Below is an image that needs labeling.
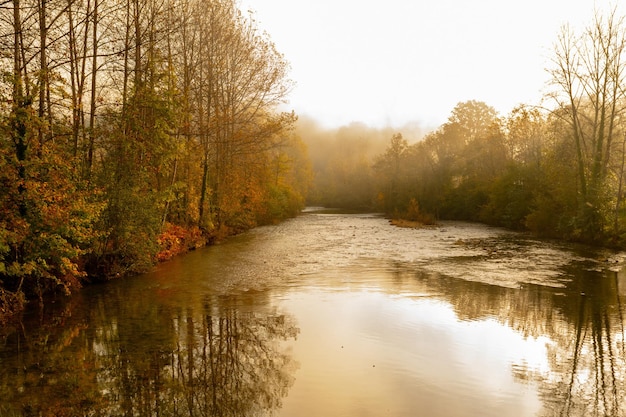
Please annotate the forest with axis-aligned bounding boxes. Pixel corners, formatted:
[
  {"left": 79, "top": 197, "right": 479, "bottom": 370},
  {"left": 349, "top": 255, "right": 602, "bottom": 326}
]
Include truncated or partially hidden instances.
[
  {"left": 0, "top": 0, "right": 310, "bottom": 319},
  {"left": 2, "top": 1, "right": 626, "bottom": 322}
]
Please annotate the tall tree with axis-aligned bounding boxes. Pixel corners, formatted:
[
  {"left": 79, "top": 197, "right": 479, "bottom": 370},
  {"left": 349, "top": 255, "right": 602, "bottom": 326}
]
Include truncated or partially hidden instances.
[
  {"left": 0, "top": 0, "right": 309, "bottom": 315},
  {"left": 549, "top": 9, "right": 626, "bottom": 240}
]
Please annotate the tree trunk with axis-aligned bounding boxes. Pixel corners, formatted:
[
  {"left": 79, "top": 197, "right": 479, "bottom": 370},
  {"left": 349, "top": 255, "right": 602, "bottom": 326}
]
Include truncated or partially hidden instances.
[
  {"left": 87, "top": 0, "right": 98, "bottom": 178},
  {"left": 37, "top": 0, "right": 48, "bottom": 150},
  {"left": 12, "top": 0, "right": 28, "bottom": 217}
]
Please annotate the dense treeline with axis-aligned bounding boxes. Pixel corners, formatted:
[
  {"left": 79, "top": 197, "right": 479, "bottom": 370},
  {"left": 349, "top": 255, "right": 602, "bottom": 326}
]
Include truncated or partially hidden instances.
[
  {"left": 372, "top": 101, "right": 543, "bottom": 228},
  {"left": 0, "top": 0, "right": 310, "bottom": 317},
  {"left": 309, "top": 11, "right": 626, "bottom": 247}
]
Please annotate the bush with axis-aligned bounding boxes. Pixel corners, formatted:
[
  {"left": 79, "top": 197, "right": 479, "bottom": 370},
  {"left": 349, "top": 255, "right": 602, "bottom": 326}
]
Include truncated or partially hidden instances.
[{"left": 156, "top": 223, "right": 205, "bottom": 262}]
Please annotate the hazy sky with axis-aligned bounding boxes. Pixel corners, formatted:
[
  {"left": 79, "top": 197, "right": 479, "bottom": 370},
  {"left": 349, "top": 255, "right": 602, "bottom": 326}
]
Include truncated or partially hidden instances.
[{"left": 240, "top": 0, "right": 620, "bottom": 129}]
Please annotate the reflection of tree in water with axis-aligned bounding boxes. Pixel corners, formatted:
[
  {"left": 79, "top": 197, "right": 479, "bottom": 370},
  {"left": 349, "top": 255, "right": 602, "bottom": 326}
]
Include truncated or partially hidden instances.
[
  {"left": 97, "top": 294, "right": 300, "bottom": 416},
  {"left": 0, "top": 289, "right": 299, "bottom": 416},
  {"left": 536, "top": 268, "right": 626, "bottom": 417},
  {"left": 408, "top": 265, "right": 626, "bottom": 417}
]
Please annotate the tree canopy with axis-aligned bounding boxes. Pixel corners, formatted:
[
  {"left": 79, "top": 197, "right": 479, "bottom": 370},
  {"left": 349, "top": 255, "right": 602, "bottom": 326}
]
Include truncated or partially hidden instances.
[{"left": 0, "top": 0, "right": 311, "bottom": 318}]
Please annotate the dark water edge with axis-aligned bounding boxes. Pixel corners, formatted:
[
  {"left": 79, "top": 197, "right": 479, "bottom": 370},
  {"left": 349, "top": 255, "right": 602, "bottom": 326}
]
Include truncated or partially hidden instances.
[{"left": 2, "top": 211, "right": 626, "bottom": 416}]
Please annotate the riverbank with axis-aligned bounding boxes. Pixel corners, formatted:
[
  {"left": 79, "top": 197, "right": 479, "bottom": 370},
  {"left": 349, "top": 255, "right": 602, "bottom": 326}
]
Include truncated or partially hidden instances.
[
  {"left": 3, "top": 211, "right": 625, "bottom": 416},
  {"left": 0, "top": 212, "right": 298, "bottom": 325}
]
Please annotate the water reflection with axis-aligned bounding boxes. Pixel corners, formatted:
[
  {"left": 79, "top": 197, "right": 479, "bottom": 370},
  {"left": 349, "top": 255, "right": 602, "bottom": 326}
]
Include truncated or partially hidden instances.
[
  {"left": 400, "top": 263, "right": 626, "bottom": 417},
  {"left": 2, "top": 214, "right": 626, "bottom": 416},
  {"left": 538, "top": 267, "right": 626, "bottom": 417},
  {"left": 0, "top": 285, "right": 299, "bottom": 416}
]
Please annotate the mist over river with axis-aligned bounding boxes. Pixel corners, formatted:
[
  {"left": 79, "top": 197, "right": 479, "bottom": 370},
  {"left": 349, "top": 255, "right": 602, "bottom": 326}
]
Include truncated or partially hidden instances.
[{"left": 2, "top": 209, "right": 626, "bottom": 416}]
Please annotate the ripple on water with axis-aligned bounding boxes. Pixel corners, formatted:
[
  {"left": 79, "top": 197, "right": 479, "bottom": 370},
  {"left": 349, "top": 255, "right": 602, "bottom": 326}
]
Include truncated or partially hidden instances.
[{"left": 239, "top": 213, "right": 615, "bottom": 292}]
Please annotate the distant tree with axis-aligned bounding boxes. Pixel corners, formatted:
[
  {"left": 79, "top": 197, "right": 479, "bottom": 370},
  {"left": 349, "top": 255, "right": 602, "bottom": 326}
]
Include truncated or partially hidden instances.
[
  {"left": 430, "top": 101, "right": 501, "bottom": 220},
  {"left": 475, "top": 106, "right": 549, "bottom": 230},
  {"left": 505, "top": 105, "right": 546, "bottom": 167},
  {"left": 524, "top": 115, "right": 580, "bottom": 238},
  {"left": 373, "top": 133, "right": 409, "bottom": 213},
  {"left": 447, "top": 100, "right": 499, "bottom": 144}
]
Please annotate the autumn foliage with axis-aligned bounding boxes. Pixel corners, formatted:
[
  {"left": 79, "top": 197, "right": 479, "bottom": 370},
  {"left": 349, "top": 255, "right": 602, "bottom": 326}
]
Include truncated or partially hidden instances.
[
  {"left": 156, "top": 223, "right": 205, "bottom": 262},
  {"left": 0, "top": 0, "right": 310, "bottom": 320}
]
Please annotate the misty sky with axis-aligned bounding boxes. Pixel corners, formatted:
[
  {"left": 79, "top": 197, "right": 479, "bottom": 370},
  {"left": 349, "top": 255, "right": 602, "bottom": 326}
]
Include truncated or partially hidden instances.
[{"left": 241, "top": 0, "right": 620, "bottom": 129}]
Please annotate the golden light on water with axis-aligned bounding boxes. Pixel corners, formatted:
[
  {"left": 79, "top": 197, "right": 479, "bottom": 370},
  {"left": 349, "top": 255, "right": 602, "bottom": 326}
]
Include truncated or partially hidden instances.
[{"left": 277, "top": 289, "right": 548, "bottom": 417}]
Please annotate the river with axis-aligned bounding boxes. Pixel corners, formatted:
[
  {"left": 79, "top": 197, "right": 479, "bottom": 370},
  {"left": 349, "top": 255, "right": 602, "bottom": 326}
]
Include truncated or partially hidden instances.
[{"left": 2, "top": 209, "right": 626, "bottom": 416}]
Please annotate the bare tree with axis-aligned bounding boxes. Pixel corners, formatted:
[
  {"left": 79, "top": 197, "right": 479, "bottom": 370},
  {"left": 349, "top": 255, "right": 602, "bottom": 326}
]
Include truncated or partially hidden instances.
[{"left": 549, "top": 9, "right": 626, "bottom": 238}]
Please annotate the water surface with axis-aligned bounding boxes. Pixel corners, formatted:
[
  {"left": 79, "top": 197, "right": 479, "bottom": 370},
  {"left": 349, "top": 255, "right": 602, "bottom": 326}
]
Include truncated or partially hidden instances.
[{"left": 2, "top": 210, "right": 626, "bottom": 416}]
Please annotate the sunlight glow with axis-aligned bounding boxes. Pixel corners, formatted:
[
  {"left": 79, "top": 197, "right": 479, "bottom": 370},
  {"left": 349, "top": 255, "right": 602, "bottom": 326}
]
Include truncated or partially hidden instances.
[{"left": 240, "top": 0, "right": 622, "bottom": 128}]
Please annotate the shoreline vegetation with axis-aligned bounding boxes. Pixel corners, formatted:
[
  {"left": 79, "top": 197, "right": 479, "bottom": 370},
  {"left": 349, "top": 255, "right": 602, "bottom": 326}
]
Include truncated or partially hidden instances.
[
  {"left": 0, "top": 0, "right": 310, "bottom": 325},
  {"left": 5, "top": 6, "right": 626, "bottom": 325},
  {"left": 389, "top": 218, "right": 437, "bottom": 229}
]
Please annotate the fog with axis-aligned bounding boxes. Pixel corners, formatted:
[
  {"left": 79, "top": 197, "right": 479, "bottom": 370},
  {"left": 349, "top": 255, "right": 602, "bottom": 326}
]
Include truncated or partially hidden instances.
[
  {"left": 240, "top": 0, "right": 619, "bottom": 129},
  {"left": 296, "top": 116, "right": 428, "bottom": 208}
]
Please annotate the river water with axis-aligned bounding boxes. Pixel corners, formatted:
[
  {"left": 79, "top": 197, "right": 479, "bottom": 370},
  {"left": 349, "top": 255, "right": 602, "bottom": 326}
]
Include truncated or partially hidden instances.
[{"left": 2, "top": 210, "right": 626, "bottom": 416}]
